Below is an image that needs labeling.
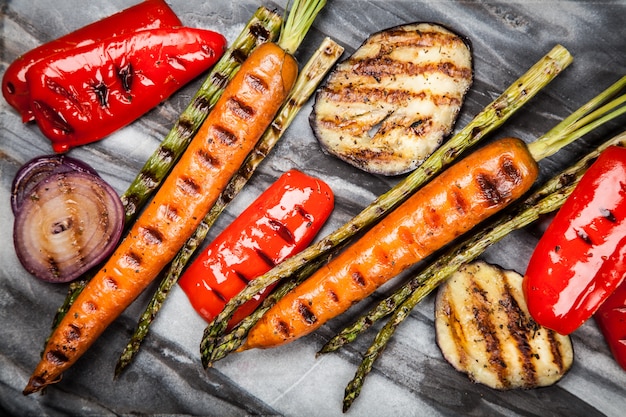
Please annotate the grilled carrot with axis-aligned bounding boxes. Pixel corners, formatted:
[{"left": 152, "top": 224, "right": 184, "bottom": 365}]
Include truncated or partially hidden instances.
[
  {"left": 23, "top": 0, "right": 326, "bottom": 395},
  {"left": 241, "top": 137, "right": 539, "bottom": 350},
  {"left": 240, "top": 76, "right": 626, "bottom": 353}
]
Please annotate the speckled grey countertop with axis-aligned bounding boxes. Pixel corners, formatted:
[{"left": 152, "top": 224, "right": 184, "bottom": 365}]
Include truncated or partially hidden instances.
[{"left": 1, "top": 1, "right": 625, "bottom": 416}]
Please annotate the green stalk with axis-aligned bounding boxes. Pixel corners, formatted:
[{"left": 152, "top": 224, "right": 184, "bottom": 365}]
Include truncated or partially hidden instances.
[
  {"left": 340, "top": 129, "right": 626, "bottom": 412},
  {"left": 114, "top": 37, "right": 344, "bottom": 376},
  {"left": 279, "top": 0, "right": 328, "bottom": 54},
  {"left": 47, "top": 7, "right": 282, "bottom": 332},
  {"left": 321, "top": 78, "right": 626, "bottom": 355},
  {"left": 199, "top": 45, "right": 573, "bottom": 362}
]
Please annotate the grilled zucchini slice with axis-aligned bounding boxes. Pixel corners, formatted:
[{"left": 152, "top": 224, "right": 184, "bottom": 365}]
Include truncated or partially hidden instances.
[
  {"left": 435, "top": 261, "right": 574, "bottom": 390},
  {"left": 310, "top": 22, "right": 473, "bottom": 176}
]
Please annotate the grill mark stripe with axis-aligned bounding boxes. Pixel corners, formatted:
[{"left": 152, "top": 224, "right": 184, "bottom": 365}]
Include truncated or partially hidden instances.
[
  {"left": 254, "top": 247, "right": 277, "bottom": 269},
  {"left": 320, "top": 86, "right": 463, "bottom": 108},
  {"left": 227, "top": 97, "right": 255, "bottom": 121},
  {"left": 177, "top": 176, "right": 201, "bottom": 196},
  {"left": 212, "top": 125, "right": 238, "bottom": 146},
  {"left": 443, "top": 289, "right": 470, "bottom": 371},
  {"left": 351, "top": 60, "right": 472, "bottom": 82},
  {"left": 297, "top": 300, "right": 317, "bottom": 325},
  {"left": 547, "top": 328, "right": 567, "bottom": 374},
  {"left": 476, "top": 173, "right": 505, "bottom": 205},
  {"left": 498, "top": 271, "right": 538, "bottom": 387},
  {"left": 267, "top": 218, "right": 295, "bottom": 245},
  {"left": 469, "top": 274, "right": 509, "bottom": 388},
  {"left": 245, "top": 73, "right": 269, "bottom": 93},
  {"left": 196, "top": 148, "right": 221, "bottom": 169}
]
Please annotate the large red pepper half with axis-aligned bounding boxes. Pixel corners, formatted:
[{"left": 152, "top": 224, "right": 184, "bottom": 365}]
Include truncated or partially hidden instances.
[
  {"left": 179, "top": 170, "right": 335, "bottom": 329},
  {"left": 2, "top": 0, "right": 182, "bottom": 123},
  {"left": 27, "top": 27, "right": 226, "bottom": 153},
  {"left": 595, "top": 279, "right": 626, "bottom": 371},
  {"left": 523, "top": 145, "right": 626, "bottom": 335}
]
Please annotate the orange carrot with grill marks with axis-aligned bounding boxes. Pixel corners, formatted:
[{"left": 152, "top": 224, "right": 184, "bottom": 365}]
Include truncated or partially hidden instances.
[
  {"left": 240, "top": 137, "right": 540, "bottom": 350},
  {"left": 23, "top": 0, "right": 326, "bottom": 395}
]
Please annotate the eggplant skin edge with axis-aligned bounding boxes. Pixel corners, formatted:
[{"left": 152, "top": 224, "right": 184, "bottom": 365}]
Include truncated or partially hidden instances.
[
  {"left": 434, "top": 260, "right": 574, "bottom": 390},
  {"left": 310, "top": 21, "right": 474, "bottom": 176}
]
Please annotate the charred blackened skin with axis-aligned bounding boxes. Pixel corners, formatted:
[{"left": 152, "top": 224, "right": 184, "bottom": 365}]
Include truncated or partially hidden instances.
[
  {"left": 93, "top": 82, "right": 109, "bottom": 107},
  {"left": 268, "top": 219, "right": 295, "bottom": 244},
  {"left": 297, "top": 301, "right": 317, "bottom": 325},
  {"left": 118, "top": 63, "right": 133, "bottom": 92}
]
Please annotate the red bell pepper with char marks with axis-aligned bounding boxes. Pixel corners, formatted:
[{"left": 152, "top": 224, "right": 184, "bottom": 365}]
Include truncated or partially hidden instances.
[
  {"left": 179, "top": 169, "right": 334, "bottom": 329},
  {"left": 27, "top": 27, "right": 226, "bottom": 152},
  {"left": 2, "top": 0, "right": 182, "bottom": 123},
  {"left": 595, "top": 279, "right": 626, "bottom": 371},
  {"left": 523, "top": 145, "right": 626, "bottom": 335}
]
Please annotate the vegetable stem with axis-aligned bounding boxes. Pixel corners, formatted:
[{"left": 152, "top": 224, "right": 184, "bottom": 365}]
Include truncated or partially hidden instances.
[
  {"left": 338, "top": 129, "right": 626, "bottom": 411},
  {"left": 200, "top": 44, "right": 573, "bottom": 365},
  {"left": 528, "top": 75, "right": 626, "bottom": 161},
  {"left": 279, "top": 0, "right": 327, "bottom": 54},
  {"left": 114, "top": 37, "right": 344, "bottom": 376},
  {"left": 47, "top": 6, "right": 282, "bottom": 333}
]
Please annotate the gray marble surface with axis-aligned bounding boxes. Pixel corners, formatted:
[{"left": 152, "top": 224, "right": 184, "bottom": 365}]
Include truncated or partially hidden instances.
[{"left": 1, "top": 0, "right": 625, "bottom": 416}]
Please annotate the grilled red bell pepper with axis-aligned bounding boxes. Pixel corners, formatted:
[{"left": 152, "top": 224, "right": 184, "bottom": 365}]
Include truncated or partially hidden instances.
[
  {"left": 179, "top": 170, "right": 334, "bottom": 329},
  {"left": 595, "top": 279, "right": 626, "bottom": 371},
  {"left": 523, "top": 145, "right": 626, "bottom": 335},
  {"left": 2, "top": 0, "right": 182, "bottom": 123},
  {"left": 27, "top": 27, "right": 226, "bottom": 153}
]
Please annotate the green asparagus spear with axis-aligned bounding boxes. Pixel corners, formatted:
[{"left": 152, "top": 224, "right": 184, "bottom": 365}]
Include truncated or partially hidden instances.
[
  {"left": 321, "top": 78, "right": 626, "bottom": 355},
  {"left": 48, "top": 7, "right": 282, "bottom": 332},
  {"left": 114, "top": 37, "right": 344, "bottom": 376},
  {"left": 200, "top": 45, "right": 573, "bottom": 365},
  {"left": 340, "top": 126, "right": 626, "bottom": 412}
]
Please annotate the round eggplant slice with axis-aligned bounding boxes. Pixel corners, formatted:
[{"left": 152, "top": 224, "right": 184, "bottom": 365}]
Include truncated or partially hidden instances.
[
  {"left": 11, "top": 154, "right": 99, "bottom": 214},
  {"left": 13, "top": 170, "right": 124, "bottom": 283}
]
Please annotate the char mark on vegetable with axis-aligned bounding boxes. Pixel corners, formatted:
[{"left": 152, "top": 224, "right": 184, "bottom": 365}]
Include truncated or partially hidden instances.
[
  {"left": 46, "top": 350, "right": 69, "bottom": 366},
  {"left": 139, "top": 226, "right": 164, "bottom": 246},
  {"left": 476, "top": 173, "right": 506, "bottom": 206},
  {"left": 500, "top": 157, "right": 523, "bottom": 185},
  {"left": 297, "top": 301, "right": 317, "bottom": 325},
  {"left": 117, "top": 63, "right": 133, "bottom": 92},
  {"left": 212, "top": 125, "right": 238, "bottom": 146},
  {"left": 244, "top": 73, "right": 268, "bottom": 93},
  {"left": 120, "top": 252, "right": 142, "bottom": 270},
  {"left": 92, "top": 82, "right": 109, "bottom": 107},
  {"left": 32, "top": 100, "right": 73, "bottom": 133},
  {"left": 227, "top": 97, "right": 255, "bottom": 120},
  {"left": 254, "top": 247, "right": 277, "bottom": 268},
  {"left": 65, "top": 324, "right": 82, "bottom": 341},
  {"left": 267, "top": 218, "right": 295, "bottom": 244},
  {"left": 176, "top": 176, "right": 202, "bottom": 196},
  {"left": 351, "top": 270, "right": 367, "bottom": 287},
  {"left": 249, "top": 22, "right": 271, "bottom": 43},
  {"left": 450, "top": 188, "right": 469, "bottom": 214},
  {"left": 196, "top": 148, "right": 221, "bottom": 169}
]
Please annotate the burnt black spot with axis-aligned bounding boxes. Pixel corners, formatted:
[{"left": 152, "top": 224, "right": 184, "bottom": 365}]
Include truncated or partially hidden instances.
[
  {"left": 211, "top": 71, "right": 230, "bottom": 90},
  {"left": 193, "top": 95, "right": 212, "bottom": 114},
  {"left": 46, "top": 350, "right": 69, "bottom": 365},
  {"left": 600, "top": 207, "right": 617, "bottom": 222},
  {"left": 576, "top": 229, "right": 593, "bottom": 245},
  {"left": 245, "top": 73, "right": 268, "bottom": 93},
  {"left": 268, "top": 219, "right": 295, "bottom": 244},
  {"left": 140, "top": 226, "right": 163, "bottom": 245},
  {"left": 500, "top": 157, "right": 522, "bottom": 185},
  {"left": 227, "top": 97, "right": 255, "bottom": 120},
  {"left": 65, "top": 324, "right": 81, "bottom": 341},
  {"left": 255, "top": 248, "right": 276, "bottom": 268},
  {"left": 176, "top": 118, "right": 196, "bottom": 139},
  {"left": 297, "top": 301, "right": 317, "bottom": 325},
  {"left": 138, "top": 170, "right": 159, "bottom": 191},
  {"left": 250, "top": 22, "right": 271, "bottom": 42},
  {"left": 177, "top": 177, "right": 201, "bottom": 195},
  {"left": 476, "top": 173, "right": 505, "bottom": 205},
  {"left": 351, "top": 271, "right": 366, "bottom": 287},
  {"left": 118, "top": 63, "right": 133, "bottom": 92},
  {"left": 93, "top": 82, "right": 109, "bottom": 107},
  {"left": 213, "top": 126, "right": 238, "bottom": 146}
]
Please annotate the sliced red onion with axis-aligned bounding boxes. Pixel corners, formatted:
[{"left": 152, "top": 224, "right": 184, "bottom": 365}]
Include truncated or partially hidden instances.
[
  {"left": 13, "top": 170, "right": 124, "bottom": 283},
  {"left": 11, "top": 154, "right": 99, "bottom": 214}
]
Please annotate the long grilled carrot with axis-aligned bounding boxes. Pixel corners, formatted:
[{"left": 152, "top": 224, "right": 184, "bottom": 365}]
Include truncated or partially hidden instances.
[
  {"left": 23, "top": 0, "right": 326, "bottom": 395},
  {"left": 239, "top": 77, "right": 626, "bottom": 352}
]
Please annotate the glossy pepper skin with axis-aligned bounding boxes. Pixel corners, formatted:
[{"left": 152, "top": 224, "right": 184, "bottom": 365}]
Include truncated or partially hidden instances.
[
  {"left": 595, "top": 279, "right": 626, "bottom": 371},
  {"left": 523, "top": 145, "right": 626, "bottom": 335},
  {"left": 27, "top": 27, "right": 226, "bottom": 153},
  {"left": 179, "top": 170, "right": 334, "bottom": 329},
  {"left": 2, "top": 0, "right": 182, "bottom": 123}
]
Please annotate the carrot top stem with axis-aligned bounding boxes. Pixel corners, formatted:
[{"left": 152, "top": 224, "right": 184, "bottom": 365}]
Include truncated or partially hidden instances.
[
  {"left": 528, "top": 75, "right": 626, "bottom": 161},
  {"left": 278, "top": 0, "right": 327, "bottom": 54}
]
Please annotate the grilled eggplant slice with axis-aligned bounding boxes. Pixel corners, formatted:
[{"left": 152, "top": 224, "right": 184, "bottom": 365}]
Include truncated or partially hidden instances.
[
  {"left": 434, "top": 261, "right": 573, "bottom": 390},
  {"left": 310, "top": 22, "right": 473, "bottom": 176}
]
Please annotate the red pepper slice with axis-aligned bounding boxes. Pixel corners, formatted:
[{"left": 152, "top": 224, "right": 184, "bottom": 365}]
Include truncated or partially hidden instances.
[
  {"left": 523, "top": 145, "right": 626, "bottom": 335},
  {"left": 27, "top": 27, "right": 226, "bottom": 153},
  {"left": 595, "top": 279, "right": 626, "bottom": 371},
  {"left": 179, "top": 169, "right": 335, "bottom": 329},
  {"left": 2, "top": 0, "right": 182, "bottom": 123}
]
